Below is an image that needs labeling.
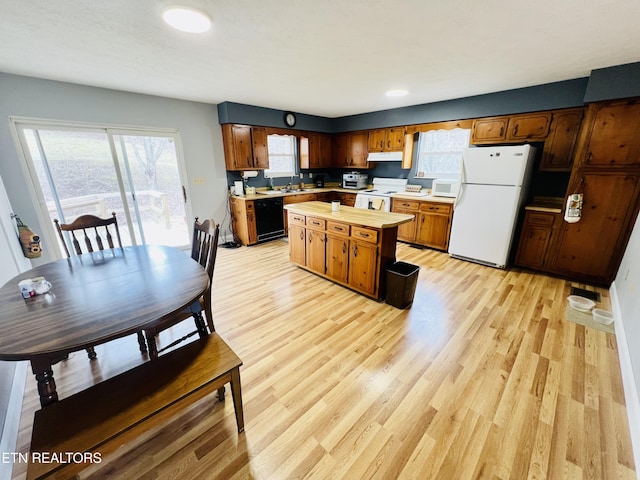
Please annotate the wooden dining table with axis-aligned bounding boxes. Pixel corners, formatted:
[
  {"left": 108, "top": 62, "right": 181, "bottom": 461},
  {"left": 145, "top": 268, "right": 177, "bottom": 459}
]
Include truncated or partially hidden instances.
[{"left": 0, "top": 245, "right": 209, "bottom": 407}]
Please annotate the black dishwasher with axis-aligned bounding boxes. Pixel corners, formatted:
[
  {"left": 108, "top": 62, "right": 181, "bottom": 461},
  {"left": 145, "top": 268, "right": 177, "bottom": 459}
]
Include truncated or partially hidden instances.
[{"left": 254, "top": 197, "right": 285, "bottom": 242}]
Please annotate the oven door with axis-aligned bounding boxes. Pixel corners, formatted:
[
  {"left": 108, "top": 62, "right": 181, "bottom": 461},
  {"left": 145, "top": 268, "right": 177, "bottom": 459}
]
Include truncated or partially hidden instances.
[{"left": 343, "top": 179, "right": 361, "bottom": 189}]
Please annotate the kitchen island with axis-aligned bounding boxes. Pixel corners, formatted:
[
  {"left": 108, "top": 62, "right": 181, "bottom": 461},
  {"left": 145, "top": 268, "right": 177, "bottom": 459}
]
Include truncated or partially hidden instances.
[{"left": 284, "top": 201, "right": 414, "bottom": 300}]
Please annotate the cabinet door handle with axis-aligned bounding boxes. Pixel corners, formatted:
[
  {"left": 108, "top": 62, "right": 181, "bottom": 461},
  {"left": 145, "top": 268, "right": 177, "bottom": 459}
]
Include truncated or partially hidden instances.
[
  {"left": 513, "top": 124, "right": 519, "bottom": 136},
  {"left": 300, "top": 231, "right": 304, "bottom": 240},
  {"left": 342, "top": 243, "right": 346, "bottom": 253},
  {"left": 586, "top": 152, "right": 592, "bottom": 164},
  {"left": 353, "top": 245, "right": 358, "bottom": 257},
  {"left": 499, "top": 126, "right": 504, "bottom": 136}
]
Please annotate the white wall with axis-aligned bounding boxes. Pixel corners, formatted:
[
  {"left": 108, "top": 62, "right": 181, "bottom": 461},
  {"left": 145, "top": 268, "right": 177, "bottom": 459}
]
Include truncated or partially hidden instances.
[
  {"left": 0, "top": 173, "right": 31, "bottom": 480},
  {"left": 0, "top": 73, "right": 231, "bottom": 265},
  {"left": 612, "top": 212, "right": 640, "bottom": 469}
]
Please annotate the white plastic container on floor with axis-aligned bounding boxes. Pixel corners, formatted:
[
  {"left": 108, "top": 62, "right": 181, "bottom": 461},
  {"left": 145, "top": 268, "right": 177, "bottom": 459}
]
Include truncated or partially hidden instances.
[{"left": 592, "top": 308, "right": 614, "bottom": 325}]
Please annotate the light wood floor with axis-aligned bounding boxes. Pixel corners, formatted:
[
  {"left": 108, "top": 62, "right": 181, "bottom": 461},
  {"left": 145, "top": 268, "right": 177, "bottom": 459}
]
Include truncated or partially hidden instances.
[{"left": 11, "top": 239, "right": 636, "bottom": 479}]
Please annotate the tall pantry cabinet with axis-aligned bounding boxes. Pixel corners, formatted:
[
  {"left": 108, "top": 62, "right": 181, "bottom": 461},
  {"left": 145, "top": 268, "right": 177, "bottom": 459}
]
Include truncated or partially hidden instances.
[{"left": 547, "top": 99, "right": 640, "bottom": 285}]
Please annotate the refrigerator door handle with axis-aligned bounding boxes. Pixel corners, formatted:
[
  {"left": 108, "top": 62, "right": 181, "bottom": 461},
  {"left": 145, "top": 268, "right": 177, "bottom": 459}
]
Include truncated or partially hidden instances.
[
  {"left": 453, "top": 156, "right": 466, "bottom": 210},
  {"left": 454, "top": 182, "right": 464, "bottom": 209}
]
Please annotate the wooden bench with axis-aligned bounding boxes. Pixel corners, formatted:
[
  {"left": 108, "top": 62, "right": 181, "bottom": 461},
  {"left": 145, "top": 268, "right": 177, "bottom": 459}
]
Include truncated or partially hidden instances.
[{"left": 27, "top": 334, "right": 244, "bottom": 479}]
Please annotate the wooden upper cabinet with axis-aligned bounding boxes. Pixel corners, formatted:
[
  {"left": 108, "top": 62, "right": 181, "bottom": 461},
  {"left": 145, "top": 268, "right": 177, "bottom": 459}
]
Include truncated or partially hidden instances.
[
  {"left": 471, "top": 117, "right": 509, "bottom": 143},
  {"left": 332, "top": 133, "right": 350, "bottom": 167},
  {"left": 350, "top": 132, "right": 368, "bottom": 167},
  {"left": 251, "top": 127, "right": 269, "bottom": 169},
  {"left": 308, "top": 132, "right": 332, "bottom": 168},
  {"left": 333, "top": 132, "right": 370, "bottom": 168},
  {"left": 222, "top": 124, "right": 253, "bottom": 170},
  {"left": 222, "top": 124, "right": 270, "bottom": 171},
  {"left": 368, "top": 129, "right": 386, "bottom": 151},
  {"left": 471, "top": 112, "right": 552, "bottom": 144},
  {"left": 368, "top": 128, "right": 405, "bottom": 152},
  {"left": 540, "top": 108, "right": 584, "bottom": 171},
  {"left": 508, "top": 113, "right": 551, "bottom": 141},
  {"left": 576, "top": 99, "right": 640, "bottom": 167}
]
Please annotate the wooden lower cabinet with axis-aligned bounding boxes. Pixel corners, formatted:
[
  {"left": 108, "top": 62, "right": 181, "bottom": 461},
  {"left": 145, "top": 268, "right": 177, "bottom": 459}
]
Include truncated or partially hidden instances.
[
  {"left": 416, "top": 202, "right": 452, "bottom": 250},
  {"left": 286, "top": 210, "right": 401, "bottom": 299},
  {"left": 306, "top": 216, "right": 326, "bottom": 274},
  {"left": 326, "top": 233, "right": 349, "bottom": 283},
  {"left": 514, "top": 210, "right": 559, "bottom": 270},
  {"left": 332, "top": 192, "right": 357, "bottom": 207},
  {"left": 391, "top": 198, "right": 452, "bottom": 251},
  {"left": 288, "top": 223, "right": 306, "bottom": 265},
  {"left": 348, "top": 239, "right": 378, "bottom": 296},
  {"left": 229, "top": 196, "right": 257, "bottom": 245},
  {"left": 284, "top": 193, "right": 319, "bottom": 232},
  {"left": 391, "top": 199, "right": 419, "bottom": 242}
]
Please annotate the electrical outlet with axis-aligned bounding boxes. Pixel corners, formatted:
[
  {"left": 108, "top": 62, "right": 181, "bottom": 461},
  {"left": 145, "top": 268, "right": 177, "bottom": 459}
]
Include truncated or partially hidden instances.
[{"left": 193, "top": 177, "right": 205, "bottom": 185}]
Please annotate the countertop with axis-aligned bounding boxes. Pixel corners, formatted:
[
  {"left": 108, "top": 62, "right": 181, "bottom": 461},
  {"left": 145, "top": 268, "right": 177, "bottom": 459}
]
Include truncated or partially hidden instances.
[
  {"left": 284, "top": 201, "right": 414, "bottom": 229},
  {"left": 390, "top": 193, "right": 455, "bottom": 204},
  {"left": 231, "top": 186, "right": 352, "bottom": 201},
  {"left": 231, "top": 186, "right": 455, "bottom": 204},
  {"left": 525, "top": 196, "right": 564, "bottom": 213}
]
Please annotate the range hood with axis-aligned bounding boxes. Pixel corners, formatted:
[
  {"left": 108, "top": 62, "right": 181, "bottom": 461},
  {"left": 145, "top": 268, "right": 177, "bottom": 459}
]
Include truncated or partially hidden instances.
[{"left": 367, "top": 151, "right": 403, "bottom": 162}]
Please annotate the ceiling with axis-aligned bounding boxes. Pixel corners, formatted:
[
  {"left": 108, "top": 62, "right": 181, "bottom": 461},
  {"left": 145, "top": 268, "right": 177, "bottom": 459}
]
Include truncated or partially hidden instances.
[{"left": 2, "top": 0, "right": 640, "bottom": 118}]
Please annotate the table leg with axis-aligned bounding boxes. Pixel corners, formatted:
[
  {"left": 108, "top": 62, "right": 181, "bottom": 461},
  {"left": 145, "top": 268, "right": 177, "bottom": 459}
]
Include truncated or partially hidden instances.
[
  {"left": 31, "top": 359, "right": 58, "bottom": 407},
  {"left": 230, "top": 367, "right": 244, "bottom": 433}
]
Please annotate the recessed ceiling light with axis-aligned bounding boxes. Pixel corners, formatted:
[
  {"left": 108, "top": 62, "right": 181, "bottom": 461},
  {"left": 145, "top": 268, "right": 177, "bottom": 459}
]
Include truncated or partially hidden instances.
[
  {"left": 385, "top": 89, "right": 409, "bottom": 97},
  {"left": 163, "top": 7, "right": 211, "bottom": 33}
]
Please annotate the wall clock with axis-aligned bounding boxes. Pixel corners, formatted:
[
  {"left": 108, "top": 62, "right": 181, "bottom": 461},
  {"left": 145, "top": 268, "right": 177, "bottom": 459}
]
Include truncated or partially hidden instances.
[{"left": 284, "top": 112, "right": 296, "bottom": 127}]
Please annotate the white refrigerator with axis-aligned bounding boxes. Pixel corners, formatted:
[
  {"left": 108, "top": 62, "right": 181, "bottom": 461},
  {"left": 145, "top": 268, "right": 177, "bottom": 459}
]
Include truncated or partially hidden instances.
[{"left": 448, "top": 145, "right": 536, "bottom": 268}]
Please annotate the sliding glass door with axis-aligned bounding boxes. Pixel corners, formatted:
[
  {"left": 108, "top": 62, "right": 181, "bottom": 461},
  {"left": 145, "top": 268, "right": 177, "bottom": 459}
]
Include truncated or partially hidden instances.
[{"left": 14, "top": 121, "right": 191, "bottom": 256}]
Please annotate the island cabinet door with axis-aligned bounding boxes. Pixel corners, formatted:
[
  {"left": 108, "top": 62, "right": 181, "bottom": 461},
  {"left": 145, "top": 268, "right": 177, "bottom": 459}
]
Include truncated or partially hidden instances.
[
  {"left": 326, "top": 234, "right": 349, "bottom": 283},
  {"left": 306, "top": 230, "right": 326, "bottom": 274},
  {"left": 348, "top": 240, "right": 378, "bottom": 296},
  {"left": 289, "top": 224, "right": 306, "bottom": 266}
]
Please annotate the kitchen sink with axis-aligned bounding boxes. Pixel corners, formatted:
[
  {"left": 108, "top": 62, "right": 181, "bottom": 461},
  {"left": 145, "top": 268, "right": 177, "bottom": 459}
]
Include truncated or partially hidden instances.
[{"left": 257, "top": 188, "right": 318, "bottom": 194}]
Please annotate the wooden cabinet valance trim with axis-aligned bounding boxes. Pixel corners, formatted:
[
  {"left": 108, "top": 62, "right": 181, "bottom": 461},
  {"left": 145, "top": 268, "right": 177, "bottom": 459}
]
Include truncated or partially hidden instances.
[{"left": 405, "top": 119, "right": 473, "bottom": 135}]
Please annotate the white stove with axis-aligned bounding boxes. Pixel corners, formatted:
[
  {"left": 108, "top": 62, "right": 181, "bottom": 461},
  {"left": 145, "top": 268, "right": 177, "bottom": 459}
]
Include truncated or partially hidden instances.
[{"left": 354, "top": 178, "right": 408, "bottom": 212}]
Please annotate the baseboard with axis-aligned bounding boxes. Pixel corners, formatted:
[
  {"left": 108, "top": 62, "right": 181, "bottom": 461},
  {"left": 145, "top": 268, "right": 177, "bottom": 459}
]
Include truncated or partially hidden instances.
[
  {"left": 610, "top": 282, "right": 640, "bottom": 471},
  {"left": 0, "top": 362, "right": 27, "bottom": 480}
]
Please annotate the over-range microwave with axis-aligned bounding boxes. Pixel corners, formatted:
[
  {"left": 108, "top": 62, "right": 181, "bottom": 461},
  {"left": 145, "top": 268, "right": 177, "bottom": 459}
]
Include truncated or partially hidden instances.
[{"left": 432, "top": 178, "right": 459, "bottom": 197}]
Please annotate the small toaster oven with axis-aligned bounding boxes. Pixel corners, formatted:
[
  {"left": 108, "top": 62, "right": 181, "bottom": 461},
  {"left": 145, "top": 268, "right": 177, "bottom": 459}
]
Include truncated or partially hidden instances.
[{"left": 343, "top": 172, "right": 368, "bottom": 189}]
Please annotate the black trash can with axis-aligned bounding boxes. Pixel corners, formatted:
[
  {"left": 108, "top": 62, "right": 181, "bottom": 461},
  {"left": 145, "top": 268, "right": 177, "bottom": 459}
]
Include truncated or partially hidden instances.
[{"left": 385, "top": 261, "right": 420, "bottom": 309}]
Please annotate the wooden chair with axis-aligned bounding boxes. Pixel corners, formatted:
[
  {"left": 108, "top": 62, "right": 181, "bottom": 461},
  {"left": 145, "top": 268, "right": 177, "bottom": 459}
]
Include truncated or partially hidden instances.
[
  {"left": 54, "top": 212, "right": 123, "bottom": 258},
  {"left": 143, "top": 218, "right": 220, "bottom": 359},
  {"left": 54, "top": 212, "right": 146, "bottom": 358}
]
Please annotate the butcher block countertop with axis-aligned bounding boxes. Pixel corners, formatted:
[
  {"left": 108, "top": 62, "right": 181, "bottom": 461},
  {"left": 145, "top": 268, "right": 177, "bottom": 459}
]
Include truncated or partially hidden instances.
[
  {"left": 525, "top": 196, "right": 564, "bottom": 214},
  {"left": 284, "top": 201, "right": 414, "bottom": 229}
]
